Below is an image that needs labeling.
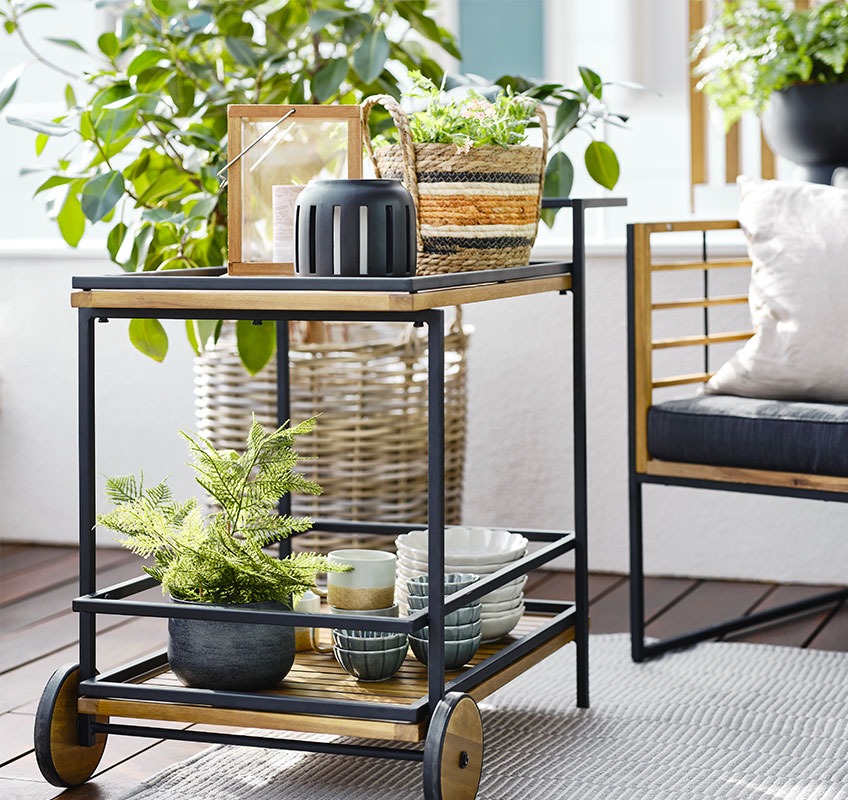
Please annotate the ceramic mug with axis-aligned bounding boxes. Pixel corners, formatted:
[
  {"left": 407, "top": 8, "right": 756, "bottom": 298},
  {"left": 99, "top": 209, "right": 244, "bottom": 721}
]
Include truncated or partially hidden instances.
[{"left": 326, "top": 549, "right": 396, "bottom": 610}]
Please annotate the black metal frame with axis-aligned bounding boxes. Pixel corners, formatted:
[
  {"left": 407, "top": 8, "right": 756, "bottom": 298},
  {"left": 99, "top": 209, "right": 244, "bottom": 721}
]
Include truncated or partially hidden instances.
[
  {"left": 71, "top": 198, "right": 622, "bottom": 760},
  {"left": 626, "top": 225, "right": 848, "bottom": 664}
]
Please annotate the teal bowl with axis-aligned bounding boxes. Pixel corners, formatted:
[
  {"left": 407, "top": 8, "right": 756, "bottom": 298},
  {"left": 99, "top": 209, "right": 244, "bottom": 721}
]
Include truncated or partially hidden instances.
[
  {"left": 414, "top": 620, "right": 482, "bottom": 641},
  {"left": 333, "top": 642, "right": 409, "bottom": 681},
  {"left": 408, "top": 633, "right": 481, "bottom": 670},
  {"left": 332, "top": 629, "right": 408, "bottom": 651},
  {"left": 406, "top": 573, "right": 479, "bottom": 597}
]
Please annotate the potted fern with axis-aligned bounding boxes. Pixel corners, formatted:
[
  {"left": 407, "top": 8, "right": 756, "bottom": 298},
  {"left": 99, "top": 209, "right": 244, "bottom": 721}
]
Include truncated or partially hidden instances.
[
  {"left": 693, "top": 0, "right": 848, "bottom": 183},
  {"left": 97, "top": 416, "right": 346, "bottom": 691}
]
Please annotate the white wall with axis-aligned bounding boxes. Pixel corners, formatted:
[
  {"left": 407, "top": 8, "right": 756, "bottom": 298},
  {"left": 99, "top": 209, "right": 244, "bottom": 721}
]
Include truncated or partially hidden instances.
[
  {"left": 461, "top": 246, "right": 847, "bottom": 586},
  {"left": 0, "top": 248, "right": 197, "bottom": 547},
  {"left": 1, "top": 244, "right": 844, "bottom": 585}
]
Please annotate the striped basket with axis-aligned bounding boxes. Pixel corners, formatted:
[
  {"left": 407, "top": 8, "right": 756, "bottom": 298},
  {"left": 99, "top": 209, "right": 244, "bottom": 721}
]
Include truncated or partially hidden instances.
[{"left": 362, "top": 95, "right": 548, "bottom": 276}]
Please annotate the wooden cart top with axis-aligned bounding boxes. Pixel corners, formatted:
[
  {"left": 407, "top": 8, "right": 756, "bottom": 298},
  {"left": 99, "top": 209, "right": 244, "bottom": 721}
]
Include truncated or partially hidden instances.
[{"left": 70, "top": 263, "right": 572, "bottom": 313}]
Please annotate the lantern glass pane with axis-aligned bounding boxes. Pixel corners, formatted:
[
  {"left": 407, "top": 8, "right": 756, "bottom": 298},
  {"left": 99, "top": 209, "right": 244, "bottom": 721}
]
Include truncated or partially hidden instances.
[{"left": 239, "top": 117, "right": 351, "bottom": 263}]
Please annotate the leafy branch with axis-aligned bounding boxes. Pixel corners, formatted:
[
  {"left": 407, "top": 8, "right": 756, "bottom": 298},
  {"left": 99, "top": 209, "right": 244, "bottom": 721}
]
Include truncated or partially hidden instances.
[{"left": 97, "top": 417, "right": 348, "bottom": 606}]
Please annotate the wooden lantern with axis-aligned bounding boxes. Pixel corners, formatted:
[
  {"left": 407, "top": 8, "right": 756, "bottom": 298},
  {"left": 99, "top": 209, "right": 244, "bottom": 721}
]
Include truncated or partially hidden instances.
[{"left": 226, "top": 104, "right": 363, "bottom": 277}]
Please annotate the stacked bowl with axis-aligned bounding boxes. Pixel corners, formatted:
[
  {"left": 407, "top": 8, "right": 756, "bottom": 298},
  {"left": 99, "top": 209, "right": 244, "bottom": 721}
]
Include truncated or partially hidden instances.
[
  {"left": 332, "top": 629, "right": 408, "bottom": 682},
  {"left": 396, "top": 527, "right": 528, "bottom": 642},
  {"left": 406, "top": 574, "right": 482, "bottom": 669}
]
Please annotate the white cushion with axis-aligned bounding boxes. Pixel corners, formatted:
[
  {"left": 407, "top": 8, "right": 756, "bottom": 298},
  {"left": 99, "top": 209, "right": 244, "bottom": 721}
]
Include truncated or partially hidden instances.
[{"left": 705, "top": 177, "right": 848, "bottom": 402}]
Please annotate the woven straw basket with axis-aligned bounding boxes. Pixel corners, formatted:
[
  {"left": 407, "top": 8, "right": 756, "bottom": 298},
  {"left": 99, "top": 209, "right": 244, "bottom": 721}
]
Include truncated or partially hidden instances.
[
  {"left": 362, "top": 94, "right": 548, "bottom": 276},
  {"left": 194, "top": 315, "right": 469, "bottom": 553}
]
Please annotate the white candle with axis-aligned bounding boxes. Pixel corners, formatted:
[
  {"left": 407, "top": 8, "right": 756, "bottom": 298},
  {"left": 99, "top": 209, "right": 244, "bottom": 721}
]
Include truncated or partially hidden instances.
[{"left": 272, "top": 185, "right": 304, "bottom": 263}]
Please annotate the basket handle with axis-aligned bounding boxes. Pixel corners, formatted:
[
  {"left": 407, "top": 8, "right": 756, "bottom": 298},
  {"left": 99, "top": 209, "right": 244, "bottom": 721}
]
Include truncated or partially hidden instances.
[{"left": 361, "top": 95, "right": 423, "bottom": 250}]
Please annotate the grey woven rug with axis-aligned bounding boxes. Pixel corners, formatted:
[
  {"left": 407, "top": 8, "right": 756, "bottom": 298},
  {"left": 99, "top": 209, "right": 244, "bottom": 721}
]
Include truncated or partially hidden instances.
[{"left": 119, "top": 634, "right": 848, "bottom": 799}]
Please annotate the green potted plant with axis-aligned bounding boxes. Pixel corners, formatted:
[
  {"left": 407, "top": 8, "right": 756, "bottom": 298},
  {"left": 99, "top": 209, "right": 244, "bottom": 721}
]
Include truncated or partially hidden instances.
[
  {"left": 364, "top": 70, "right": 628, "bottom": 274},
  {"left": 97, "top": 416, "right": 347, "bottom": 691},
  {"left": 692, "top": 0, "right": 848, "bottom": 183}
]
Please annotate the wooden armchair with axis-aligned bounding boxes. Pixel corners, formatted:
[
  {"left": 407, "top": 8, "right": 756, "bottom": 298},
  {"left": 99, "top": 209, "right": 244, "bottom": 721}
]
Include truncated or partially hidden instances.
[{"left": 627, "top": 220, "right": 848, "bottom": 662}]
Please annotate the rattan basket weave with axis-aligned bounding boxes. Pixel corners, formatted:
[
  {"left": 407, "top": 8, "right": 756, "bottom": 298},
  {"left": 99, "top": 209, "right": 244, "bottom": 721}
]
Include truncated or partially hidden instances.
[
  {"left": 193, "top": 315, "right": 469, "bottom": 552},
  {"left": 362, "top": 94, "right": 548, "bottom": 276}
]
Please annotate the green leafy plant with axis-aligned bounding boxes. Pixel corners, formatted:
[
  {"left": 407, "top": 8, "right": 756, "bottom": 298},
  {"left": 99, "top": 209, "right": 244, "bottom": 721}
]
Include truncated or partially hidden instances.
[
  {"left": 97, "top": 416, "right": 348, "bottom": 606},
  {"left": 692, "top": 0, "right": 848, "bottom": 129},
  {"left": 0, "top": 0, "right": 459, "bottom": 370},
  {"left": 385, "top": 69, "right": 632, "bottom": 226},
  {"left": 390, "top": 71, "right": 539, "bottom": 150}
]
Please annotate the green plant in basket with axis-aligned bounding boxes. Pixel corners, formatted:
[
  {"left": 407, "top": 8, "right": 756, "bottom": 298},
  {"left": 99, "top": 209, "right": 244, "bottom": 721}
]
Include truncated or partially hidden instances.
[
  {"left": 378, "top": 69, "right": 636, "bottom": 227},
  {"left": 97, "top": 416, "right": 347, "bottom": 606},
  {"left": 396, "top": 72, "right": 538, "bottom": 151}
]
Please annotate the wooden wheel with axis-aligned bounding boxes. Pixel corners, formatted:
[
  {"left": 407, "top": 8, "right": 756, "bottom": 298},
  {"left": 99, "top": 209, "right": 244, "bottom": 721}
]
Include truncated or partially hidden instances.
[
  {"left": 423, "top": 692, "right": 484, "bottom": 800},
  {"left": 34, "top": 663, "right": 108, "bottom": 787}
]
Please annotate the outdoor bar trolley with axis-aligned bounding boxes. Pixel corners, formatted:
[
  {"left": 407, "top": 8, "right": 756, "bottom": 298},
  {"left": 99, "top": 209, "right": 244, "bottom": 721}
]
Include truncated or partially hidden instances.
[{"left": 34, "top": 199, "right": 624, "bottom": 799}]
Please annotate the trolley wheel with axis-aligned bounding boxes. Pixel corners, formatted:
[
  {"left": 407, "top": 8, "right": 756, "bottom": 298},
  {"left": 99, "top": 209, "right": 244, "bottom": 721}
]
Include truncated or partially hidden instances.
[
  {"left": 34, "top": 663, "right": 108, "bottom": 787},
  {"left": 423, "top": 692, "right": 484, "bottom": 800}
]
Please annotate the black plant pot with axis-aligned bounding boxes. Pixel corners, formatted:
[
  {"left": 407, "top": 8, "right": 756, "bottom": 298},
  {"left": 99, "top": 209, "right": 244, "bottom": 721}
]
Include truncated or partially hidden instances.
[
  {"left": 168, "top": 598, "right": 295, "bottom": 691},
  {"left": 762, "top": 83, "right": 848, "bottom": 184}
]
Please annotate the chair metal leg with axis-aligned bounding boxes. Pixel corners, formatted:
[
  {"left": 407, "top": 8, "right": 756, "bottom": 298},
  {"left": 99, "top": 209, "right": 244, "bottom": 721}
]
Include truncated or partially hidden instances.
[
  {"left": 630, "top": 474, "right": 848, "bottom": 661},
  {"left": 628, "top": 477, "right": 647, "bottom": 663}
]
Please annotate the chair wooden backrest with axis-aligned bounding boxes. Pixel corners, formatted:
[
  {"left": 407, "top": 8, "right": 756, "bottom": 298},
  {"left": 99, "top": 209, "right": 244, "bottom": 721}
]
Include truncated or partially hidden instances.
[{"left": 628, "top": 219, "right": 848, "bottom": 494}]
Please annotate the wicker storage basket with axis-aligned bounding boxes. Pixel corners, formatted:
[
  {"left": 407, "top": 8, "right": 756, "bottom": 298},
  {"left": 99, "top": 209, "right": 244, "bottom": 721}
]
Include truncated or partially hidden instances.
[
  {"left": 193, "top": 315, "right": 469, "bottom": 552},
  {"left": 362, "top": 94, "right": 548, "bottom": 276}
]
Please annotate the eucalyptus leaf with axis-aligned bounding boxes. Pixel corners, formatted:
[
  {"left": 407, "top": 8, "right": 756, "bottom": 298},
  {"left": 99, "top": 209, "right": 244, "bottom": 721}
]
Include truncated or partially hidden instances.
[
  {"left": 579, "top": 65, "right": 603, "bottom": 99},
  {"left": 33, "top": 174, "right": 77, "bottom": 196},
  {"left": 45, "top": 36, "right": 86, "bottom": 52},
  {"left": 545, "top": 151, "right": 574, "bottom": 196},
  {"left": 107, "top": 222, "right": 128, "bottom": 262},
  {"left": 6, "top": 115, "right": 71, "bottom": 136},
  {"left": 236, "top": 319, "right": 276, "bottom": 376},
  {"left": 584, "top": 141, "right": 619, "bottom": 190},
  {"left": 552, "top": 98, "right": 580, "bottom": 145},
  {"left": 81, "top": 170, "right": 125, "bottom": 222},
  {"left": 129, "top": 318, "right": 169, "bottom": 362},
  {"left": 353, "top": 29, "right": 390, "bottom": 84},
  {"left": 57, "top": 187, "right": 85, "bottom": 246},
  {"left": 127, "top": 49, "right": 167, "bottom": 76},
  {"left": 0, "top": 63, "right": 24, "bottom": 113},
  {"left": 308, "top": 9, "right": 348, "bottom": 29},
  {"left": 98, "top": 31, "right": 118, "bottom": 59},
  {"left": 225, "top": 36, "right": 259, "bottom": 68},
  {"left": 312, "top": 58, "right": 348, "bottom": 102},
  {"left": 185, "top": 320, "right": 201, "bottom": 356}
]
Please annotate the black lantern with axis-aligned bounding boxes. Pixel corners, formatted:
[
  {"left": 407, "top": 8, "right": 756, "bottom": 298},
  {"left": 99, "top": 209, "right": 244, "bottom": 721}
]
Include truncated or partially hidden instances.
[{"left": 294, "top": 179, "right": 417, "bottom": 277}]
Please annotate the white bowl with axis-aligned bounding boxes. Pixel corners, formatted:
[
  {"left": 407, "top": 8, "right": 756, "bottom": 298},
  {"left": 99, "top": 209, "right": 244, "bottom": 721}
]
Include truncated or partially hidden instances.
[
  {"left": 479, "top": 594, "right": 524, "bottom": 614},
  {"left": 395, "top": 575, "right": 526, "bottom": 606},
  {"left": 479, "top": 604, "right": 524, "bottom": 641},
  {"left": 396, "top": 527, "right": 529, "bottom": 566},
  {"left": 398, "top": 555, "right": 526, "bottom": 575}
]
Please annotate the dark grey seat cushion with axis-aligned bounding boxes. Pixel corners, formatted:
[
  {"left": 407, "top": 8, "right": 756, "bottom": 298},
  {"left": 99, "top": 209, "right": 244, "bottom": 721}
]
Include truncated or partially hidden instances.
[{"left": 647, "top": 395, "right": 848, "bottom": 477}]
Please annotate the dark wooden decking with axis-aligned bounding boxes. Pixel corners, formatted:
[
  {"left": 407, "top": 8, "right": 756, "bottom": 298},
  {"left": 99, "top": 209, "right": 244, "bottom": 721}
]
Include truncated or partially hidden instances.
[{"left": 1, "top": 543, "right": 846, "bottom": 799}]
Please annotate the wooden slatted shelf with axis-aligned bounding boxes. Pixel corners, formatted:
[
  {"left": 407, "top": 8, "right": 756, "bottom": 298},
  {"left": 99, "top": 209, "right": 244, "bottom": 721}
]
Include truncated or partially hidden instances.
[
  {"left": 77, "top": 615, "right": 574, "bottom": 743},
  {"left": 70, "top": 275, "right": 572, "bottom": 313}
]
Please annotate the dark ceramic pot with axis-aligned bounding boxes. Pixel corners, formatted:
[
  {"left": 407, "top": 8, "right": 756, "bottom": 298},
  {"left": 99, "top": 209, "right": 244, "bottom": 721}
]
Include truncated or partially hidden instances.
[
  {"left": 762, "top": 83, "right": 848, "bottom": 184},
  {"left": 168, "top": 598, "right": 295, "bottom": 691},
  {"left": 294, "top": 178, "right": 416, "bottom": 277}
]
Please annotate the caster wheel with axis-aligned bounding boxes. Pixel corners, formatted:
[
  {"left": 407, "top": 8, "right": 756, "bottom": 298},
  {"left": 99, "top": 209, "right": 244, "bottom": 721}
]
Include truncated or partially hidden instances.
[
  {"left": 423, "top": 692, "right": 484, "bottom": 800},
  {"left": 34, "top": 663, "right": 108, "bottom": 787}
]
